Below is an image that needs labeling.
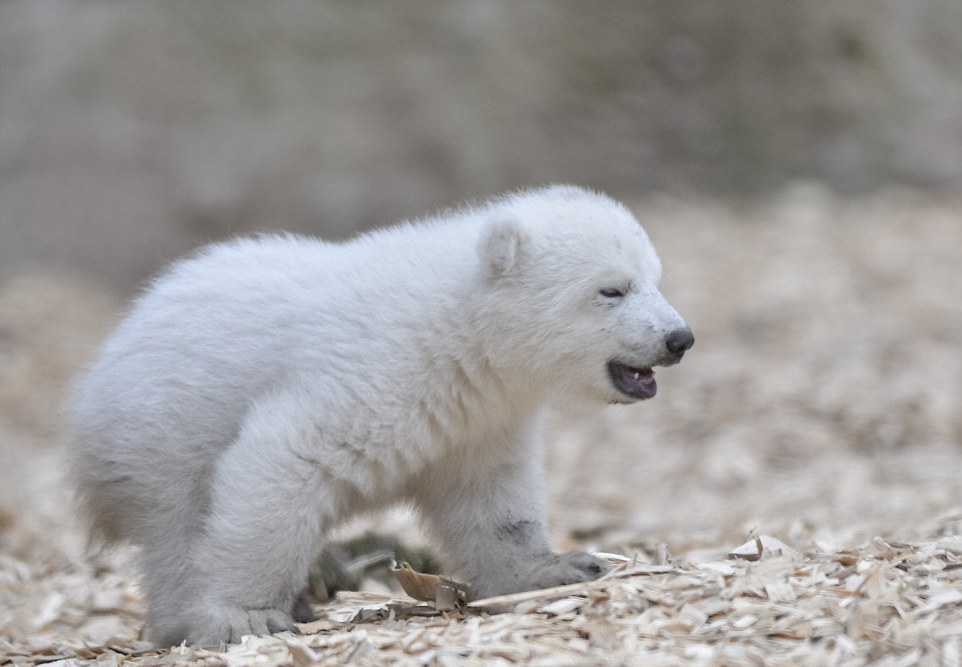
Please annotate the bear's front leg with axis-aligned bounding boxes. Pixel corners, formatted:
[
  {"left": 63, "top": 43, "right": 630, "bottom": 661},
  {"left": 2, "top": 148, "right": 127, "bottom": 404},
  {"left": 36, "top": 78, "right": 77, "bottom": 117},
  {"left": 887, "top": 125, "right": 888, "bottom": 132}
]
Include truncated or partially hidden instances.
[{"left": 415, "top": 430, "right": 611, "bottom": 599}]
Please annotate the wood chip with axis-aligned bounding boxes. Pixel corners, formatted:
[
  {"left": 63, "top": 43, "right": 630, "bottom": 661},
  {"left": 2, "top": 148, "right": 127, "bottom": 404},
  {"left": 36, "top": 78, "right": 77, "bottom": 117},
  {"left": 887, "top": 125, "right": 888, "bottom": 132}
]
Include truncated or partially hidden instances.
[
  {"left": 5, "top": 195, "right": 962, "bottom": 665},
  {"left": 728, "top": 535, "right": 800, "bottom": 561}
]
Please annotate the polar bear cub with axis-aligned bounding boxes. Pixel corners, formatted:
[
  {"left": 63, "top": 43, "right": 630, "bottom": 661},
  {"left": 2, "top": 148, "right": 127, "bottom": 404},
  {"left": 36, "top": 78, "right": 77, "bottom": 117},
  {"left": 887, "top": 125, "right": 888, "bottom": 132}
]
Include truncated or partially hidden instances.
[{"left": 69, "top": 185, "right": 693, "bottom": 646}]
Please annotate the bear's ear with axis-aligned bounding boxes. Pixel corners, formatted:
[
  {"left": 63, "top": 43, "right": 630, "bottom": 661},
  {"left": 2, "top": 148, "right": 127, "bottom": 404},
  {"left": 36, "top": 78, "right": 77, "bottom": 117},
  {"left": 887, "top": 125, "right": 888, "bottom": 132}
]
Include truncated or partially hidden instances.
[{"left": 478, "top": 217, "right": 528, "bottom": 278}]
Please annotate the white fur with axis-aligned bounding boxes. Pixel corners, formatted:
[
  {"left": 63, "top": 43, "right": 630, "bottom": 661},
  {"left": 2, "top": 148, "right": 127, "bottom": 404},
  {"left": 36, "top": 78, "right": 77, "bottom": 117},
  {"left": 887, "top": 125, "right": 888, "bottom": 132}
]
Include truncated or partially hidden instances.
[{"left": 68, "top": 185, "right": 691, "bottom": 646}]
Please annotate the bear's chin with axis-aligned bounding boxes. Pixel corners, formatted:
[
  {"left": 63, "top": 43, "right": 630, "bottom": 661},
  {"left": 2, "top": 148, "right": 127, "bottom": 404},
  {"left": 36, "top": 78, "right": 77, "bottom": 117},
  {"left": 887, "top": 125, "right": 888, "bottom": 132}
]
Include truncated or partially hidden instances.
[{"left": 607, "top": 360, "right": 657, "bottom": 401}]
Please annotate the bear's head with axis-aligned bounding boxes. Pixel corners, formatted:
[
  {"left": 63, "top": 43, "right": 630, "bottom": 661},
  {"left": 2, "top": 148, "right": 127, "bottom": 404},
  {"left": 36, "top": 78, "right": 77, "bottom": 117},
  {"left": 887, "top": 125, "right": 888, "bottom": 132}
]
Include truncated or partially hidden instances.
[{"left": 477, "top": 186, "right": 693, "bottom": 405}]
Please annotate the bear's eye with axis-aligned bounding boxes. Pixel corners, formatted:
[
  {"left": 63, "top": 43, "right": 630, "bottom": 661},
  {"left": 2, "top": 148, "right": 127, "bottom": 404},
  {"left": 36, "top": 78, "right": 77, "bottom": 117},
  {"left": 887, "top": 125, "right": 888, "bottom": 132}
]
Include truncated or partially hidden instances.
[{"left": 598, "top": 287, "right": 626, "bottom": 299}]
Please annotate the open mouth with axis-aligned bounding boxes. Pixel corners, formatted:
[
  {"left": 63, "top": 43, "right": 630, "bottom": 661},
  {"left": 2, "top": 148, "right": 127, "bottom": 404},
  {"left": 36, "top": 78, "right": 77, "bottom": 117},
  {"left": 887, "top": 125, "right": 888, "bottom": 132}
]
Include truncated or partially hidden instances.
[{"left": 607, "top": 360, "right": 657, "bottom": 400}]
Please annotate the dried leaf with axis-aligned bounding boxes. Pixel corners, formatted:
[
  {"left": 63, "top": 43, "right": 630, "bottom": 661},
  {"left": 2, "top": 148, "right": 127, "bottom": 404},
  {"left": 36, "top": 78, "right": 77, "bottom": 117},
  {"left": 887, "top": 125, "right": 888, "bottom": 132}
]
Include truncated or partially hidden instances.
[
  {"left": 391, "top": 561, "right": 470, "bottom": 607},
  {"left": 392, "top": 562, "right": 441, "bottom": 602}
]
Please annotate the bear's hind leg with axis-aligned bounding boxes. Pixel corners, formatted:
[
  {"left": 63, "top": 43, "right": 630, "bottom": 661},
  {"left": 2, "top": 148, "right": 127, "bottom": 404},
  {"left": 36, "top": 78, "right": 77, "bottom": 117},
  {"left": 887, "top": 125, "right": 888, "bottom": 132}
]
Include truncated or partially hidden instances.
[
  {"left": 181, "top": 425, "right": 333, "bottom": 645},
  {"left": 138, "top": 478, "right": 225, "bottom": 647}
]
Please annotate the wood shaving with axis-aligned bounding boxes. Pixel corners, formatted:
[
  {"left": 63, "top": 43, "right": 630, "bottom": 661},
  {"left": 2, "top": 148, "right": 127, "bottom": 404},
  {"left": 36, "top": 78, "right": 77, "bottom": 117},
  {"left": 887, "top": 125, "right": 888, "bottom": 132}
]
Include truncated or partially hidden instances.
[
  {"left": 5, "top": 531, "right": 962, "bottom": 665},
  {"left": 3, "top": 188, "right": 962, "bottom": 665}
]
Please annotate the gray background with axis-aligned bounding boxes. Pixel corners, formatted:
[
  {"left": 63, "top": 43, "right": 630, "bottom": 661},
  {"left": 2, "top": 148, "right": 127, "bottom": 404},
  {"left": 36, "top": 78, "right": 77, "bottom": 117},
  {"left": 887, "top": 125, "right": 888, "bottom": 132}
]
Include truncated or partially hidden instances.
[{"left": 2, "top": 1, "right": 961, "bottom": 290}]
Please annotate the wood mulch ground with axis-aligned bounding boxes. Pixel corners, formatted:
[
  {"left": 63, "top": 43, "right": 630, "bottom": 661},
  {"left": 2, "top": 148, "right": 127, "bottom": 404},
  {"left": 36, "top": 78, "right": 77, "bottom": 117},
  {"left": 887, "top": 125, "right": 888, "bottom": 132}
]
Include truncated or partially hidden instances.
[{"left": 2, "top": 185, "right": 961, "bottom": 665}]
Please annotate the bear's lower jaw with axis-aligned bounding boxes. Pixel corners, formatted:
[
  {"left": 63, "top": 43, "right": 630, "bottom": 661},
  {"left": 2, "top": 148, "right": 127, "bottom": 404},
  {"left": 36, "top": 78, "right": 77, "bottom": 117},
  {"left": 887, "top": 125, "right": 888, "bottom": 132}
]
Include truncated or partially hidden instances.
[{"left": 607, "top": 360, "right": 657, "bottom": 400}]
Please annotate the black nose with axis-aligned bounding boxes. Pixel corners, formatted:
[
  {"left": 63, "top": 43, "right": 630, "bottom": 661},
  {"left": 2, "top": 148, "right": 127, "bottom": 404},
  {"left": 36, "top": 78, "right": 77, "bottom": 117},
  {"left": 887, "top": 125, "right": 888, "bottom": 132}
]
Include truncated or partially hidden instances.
[{"left": 665, "top": 328, "right": 695, "bottom": 358}]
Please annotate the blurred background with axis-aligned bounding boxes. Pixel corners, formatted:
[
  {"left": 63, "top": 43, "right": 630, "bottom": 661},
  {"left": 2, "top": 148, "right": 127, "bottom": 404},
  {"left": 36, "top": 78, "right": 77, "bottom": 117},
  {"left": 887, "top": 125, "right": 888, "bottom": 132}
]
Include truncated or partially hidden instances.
[
  {"left": 2, "top": 2, "right": 962, "bottom": 636},
  {"left": 2, "top": 1, "right": 961, "bottom": 290}
]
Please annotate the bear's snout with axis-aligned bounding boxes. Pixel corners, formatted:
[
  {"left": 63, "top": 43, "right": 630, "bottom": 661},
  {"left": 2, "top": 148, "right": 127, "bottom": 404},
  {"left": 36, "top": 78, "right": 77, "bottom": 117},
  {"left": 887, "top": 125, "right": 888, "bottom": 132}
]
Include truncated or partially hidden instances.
[{"left": 665, "top": 328, "right": 695, "bottom": 360}]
